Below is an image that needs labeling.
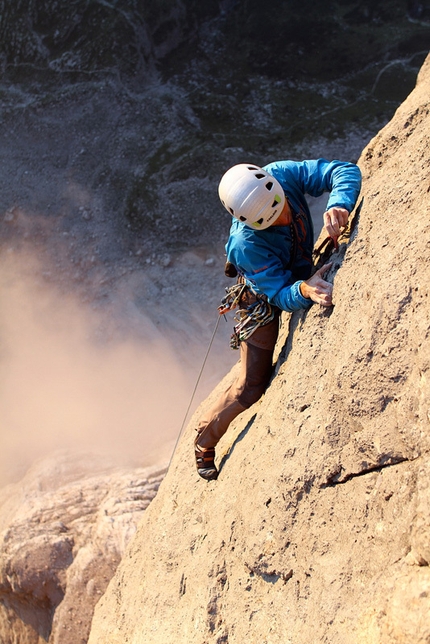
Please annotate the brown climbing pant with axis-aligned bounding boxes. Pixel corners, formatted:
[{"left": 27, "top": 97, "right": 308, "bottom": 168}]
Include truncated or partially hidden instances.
[{"left": 195, "top": 312, "right": 280, "bottom": 450}]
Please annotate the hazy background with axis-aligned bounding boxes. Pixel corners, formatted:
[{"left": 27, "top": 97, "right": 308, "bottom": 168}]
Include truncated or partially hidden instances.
[{"left": 0, "top": 0, "right": 428, "bottom": 485}]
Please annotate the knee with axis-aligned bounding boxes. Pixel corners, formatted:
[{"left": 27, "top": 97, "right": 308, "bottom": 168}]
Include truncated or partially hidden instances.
[{"left": 237, "top": 379, "right": 269, "bottom": 408}]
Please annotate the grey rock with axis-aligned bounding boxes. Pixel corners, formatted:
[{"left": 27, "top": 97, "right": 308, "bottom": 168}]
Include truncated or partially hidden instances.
[{"left": 0, "top": 451, "right": 166, "bottom": 644}]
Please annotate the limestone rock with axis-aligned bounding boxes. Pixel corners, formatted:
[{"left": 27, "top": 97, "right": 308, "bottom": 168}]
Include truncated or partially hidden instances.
[
  {"left": 0, "top": 452, "right": 166, "bottom": 643},
  {"left": 88, "top": 54, "right": 430, "bottom": 644}
]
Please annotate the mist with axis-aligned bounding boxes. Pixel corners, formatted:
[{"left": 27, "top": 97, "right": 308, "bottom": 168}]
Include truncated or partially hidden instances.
[
  {"left": 0, "top": 249, "right": 232, "bottom": 486},
  {"left": 0, "top": 189, "right": 331, "bottom": 488}
]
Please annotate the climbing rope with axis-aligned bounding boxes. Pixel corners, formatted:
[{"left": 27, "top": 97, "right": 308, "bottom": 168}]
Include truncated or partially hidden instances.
[
  {"left": 167, "top": 313, "right": 223, "bottom": 470},
  {"left": 167, "top": 279, "right": 274, "bottom": 469}
]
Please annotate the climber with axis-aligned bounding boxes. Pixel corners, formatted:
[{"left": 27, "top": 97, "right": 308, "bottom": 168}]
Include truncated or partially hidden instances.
[{"left": 194, "top": 158, "right": 362, "bottom": 481}]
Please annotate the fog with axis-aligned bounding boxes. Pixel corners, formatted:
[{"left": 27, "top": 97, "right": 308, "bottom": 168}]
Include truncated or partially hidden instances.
[
  {"left": 0, "top": 190, "right": 331, "bottom": 487},
  {"left": 0, "top": 249, "right": 234, "bottom": 486}
]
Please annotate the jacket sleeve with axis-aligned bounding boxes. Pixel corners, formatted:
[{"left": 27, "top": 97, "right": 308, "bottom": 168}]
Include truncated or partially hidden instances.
[
  {"left": 266, "top": 158, "right": 362, "bottom": 214},
  {"left": 231, "top": 244, "right": 313, "bottom": 313}
]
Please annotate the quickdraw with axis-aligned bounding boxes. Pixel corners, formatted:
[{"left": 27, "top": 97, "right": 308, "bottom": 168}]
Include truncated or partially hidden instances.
[
  {"left": 218, "top": 282, "right": 276, "bottom": 350},
  {"left": 312, "top": 197, "right": 364, "bottom": 268},
  {"left": 218, "top": 282, "right": 247, "bottom": 315}
]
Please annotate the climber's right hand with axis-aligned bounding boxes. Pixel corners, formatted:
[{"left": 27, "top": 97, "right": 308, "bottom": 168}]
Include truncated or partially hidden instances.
[{"left": 300, "top": 263, "right": 333, "bottom": 307}]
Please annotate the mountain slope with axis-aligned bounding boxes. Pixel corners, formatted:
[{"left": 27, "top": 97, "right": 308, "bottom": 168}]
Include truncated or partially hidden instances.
[{"left": 88, "top": 54, "right": 430, "bottom": 644}]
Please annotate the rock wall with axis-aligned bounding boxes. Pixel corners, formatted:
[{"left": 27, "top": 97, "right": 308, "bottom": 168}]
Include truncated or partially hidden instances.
[{"left": 88, "top": 54, "right": 430, "bottom": 643}]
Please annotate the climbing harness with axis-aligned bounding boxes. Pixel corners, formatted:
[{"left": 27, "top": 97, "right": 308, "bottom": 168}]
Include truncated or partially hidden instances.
[
  {"left": 218, "top": 281, "right": 276, "bottom": 350},
  {"left": 218, "top": 281, "right": 247, "bottom": 315}
]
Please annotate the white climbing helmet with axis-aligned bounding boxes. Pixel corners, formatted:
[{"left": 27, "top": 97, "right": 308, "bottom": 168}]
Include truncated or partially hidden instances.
[{"left": 218, "top": 164, "right": 285, "bottom": 230}]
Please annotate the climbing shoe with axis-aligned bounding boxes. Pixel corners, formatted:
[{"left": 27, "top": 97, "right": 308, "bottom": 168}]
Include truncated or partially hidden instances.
[{"left": 194, "top": 444, "right": 218, "bottom": 481}]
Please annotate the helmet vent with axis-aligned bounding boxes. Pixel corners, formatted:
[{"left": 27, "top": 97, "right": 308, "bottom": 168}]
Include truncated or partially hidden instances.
[
  {"left": 256, "top": 218, "right": 264, "bottom": 225},
  {"left": 254, "top": 173, "right": 265, "bottom": 179},
  {"left": 271, "top": 199, "right": 279, "bottom": 207},
  {"left": 229, "top": 207, "right": 235, "bottom": 215},
  {"left": 265, "top": 181, "right": 273, "bottom": 190},
  {"left": 239, "top": 216, "right": 247, "bottom": 221}
]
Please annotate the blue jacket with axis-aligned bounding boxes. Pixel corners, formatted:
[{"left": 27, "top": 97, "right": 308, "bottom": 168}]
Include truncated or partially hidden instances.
[{"left": 225, "top": 159, "right": 362, "bottom": 312}]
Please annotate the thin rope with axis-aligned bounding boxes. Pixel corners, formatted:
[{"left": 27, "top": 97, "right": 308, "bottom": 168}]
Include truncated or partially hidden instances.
[{"left": 167, "top": 313, "right": 224, "bottom": 469}]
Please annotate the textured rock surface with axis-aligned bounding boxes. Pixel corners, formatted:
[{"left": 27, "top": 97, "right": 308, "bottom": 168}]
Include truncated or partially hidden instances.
[
  {"left": 0, "top": 452, "right": 166, "bottom": 643},
  {"left": 88, "top": 55, "right": 430, "bottom": 643}
]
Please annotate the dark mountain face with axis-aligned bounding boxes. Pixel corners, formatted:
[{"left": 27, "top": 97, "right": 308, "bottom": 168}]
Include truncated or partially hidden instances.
[
  {"left": 1, "top": 0, "right": 428, "bottom": 81},
  {"left": 0, "top": 0, "right": 428, "bottom": 277},
  {"left": 0, "top": 0, "right": 216, "bottom": 79}
]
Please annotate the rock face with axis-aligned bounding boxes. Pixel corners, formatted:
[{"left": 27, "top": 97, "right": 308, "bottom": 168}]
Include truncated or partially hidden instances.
[
  {"left": 0, "top": 452, "right": 166, "bottom": 643},
  {"left": 88, "top": 55, "right": 430, "bottom": 643}
]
